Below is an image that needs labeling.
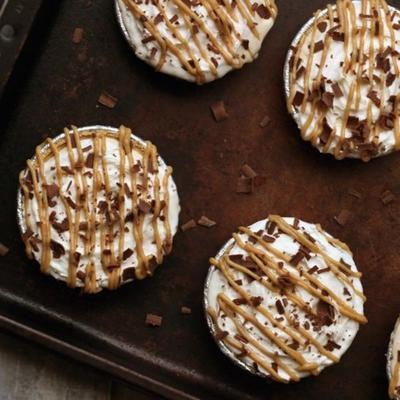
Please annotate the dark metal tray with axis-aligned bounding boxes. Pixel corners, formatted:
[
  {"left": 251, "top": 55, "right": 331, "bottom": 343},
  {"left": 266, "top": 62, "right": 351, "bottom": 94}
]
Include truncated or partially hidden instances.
[{"left": 1, "top": 0, "right": 400, "bottom": 399}]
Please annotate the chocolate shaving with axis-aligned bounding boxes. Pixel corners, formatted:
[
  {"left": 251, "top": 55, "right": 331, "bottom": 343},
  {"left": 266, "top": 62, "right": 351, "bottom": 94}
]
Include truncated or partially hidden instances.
[
  {"left": 85, "top": 152, "right": 94, "bottom": 168},
  {"left": 313, "top": 40, "right": 324, "bottom": 53},
  {"left": 0, "top": 243, "right": 9, "bottom": 256},
  {"left": 290, "top": 251, "right": 305, "bottom": 266},
  {"left": 250, "top": 296, "right": 263, "bottom": 307},
  {"left": 367, "top": 90, "right": 381, "bottom": 108},
  {"left": 308, "top": 265, "right": 319, "bottom": 275},
  {"left": 292, "top": 91, "right": 304, "bottom": 107},
  {"left": 198, "top": 215, "right": 217, "bottom": 228},
  {"left": 22, "top": 228, "right": 34, "bottom": 242},
  {"left": 154, "top": 13, "right": 163, "bottom": 24},
  {"left": 145, "top": 313, "right": 162, "bottom": 327},
  {"left": 275, "top": 299, "right": 285, "bottom": 314},
  {"left": 181, "top": 219, "right": 197, "bottom": 232},
  {"left": 123, "top": 248, "right": 134, "bottom": 260},
  {"left": 50, "top": 240, "right": 65, "bottom": 259},
  {"left": 181, "top": 306, "right": 192, "bottom": 315},
  {"left": 215, "top": 330, "right": 229, "bottom": 340},
  {"left": 324, "top": 339, "right": 341, "bottom": 351},
  {"left": 138, "top": 199, "right": 152, "bottom": 214},
  {"left": 316, "top": 300, "right": 335, "bottom": 326},
  {"left": 381, "top": 190, "right": 395, "bottom": 205},
  {"left": 334, "top": 209, "right": 351, "bottom": 226},
  {"left": 240, "top": 164, "right": 257, "bottom": 179},
  {"left": 98, "top": 91, "right": 118, "bottom": 109},
  {"left": 255, "top": 4, "right": 271, "bottom": 19},
  {"left": 210, "top": 100, "right": 229, "bottom": 122},
  {"left": 233, "top": 298, "right": 247, "bottom": 305},
  {"left": 45, "top": 184, "right": 59, "bottom": 201},
  {"left": 321, "top": 92, "right": 334, "bottom": 107},
  {"left": 122, "top": 267, "right": 135, "bottom": 281},
  {"left": 387, "top": 72, "right": 396, "bottom": 87},
  {"left": 331, "top": 82, "right": 343, "bottom": 97},
  {"left": 317, "top": 21, "right": 327, "bottom": 32},
  {"left": 72, "top": 27, "right": 84, "bottom": 44},
  {"left": 242, "top": 39, "right": 249, "bottom": 50},
  {"left": 329, "top": 30, "right": 345, "bottom": 41},
  {"left": 277, "top": 274, "right": 294, "bottom": 289}
]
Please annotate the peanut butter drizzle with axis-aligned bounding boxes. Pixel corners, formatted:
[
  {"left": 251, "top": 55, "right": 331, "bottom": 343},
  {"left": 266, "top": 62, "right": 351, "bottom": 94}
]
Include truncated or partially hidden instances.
[
  {"left": 20, "top": 126, "right": 174, "bottom": 292},
  {"left": 289, "top": 0, "right": 400, "bottom": 160},
  {"left": 208, "top": 217, "right": 366, "bottom": 381},
  {"left": 122, "top": 0, "right": 276, "bottom": 83}
]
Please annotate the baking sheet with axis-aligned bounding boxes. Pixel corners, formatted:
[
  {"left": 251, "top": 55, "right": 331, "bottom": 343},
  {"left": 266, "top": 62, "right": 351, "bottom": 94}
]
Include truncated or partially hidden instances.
[{"left": 1, "top": 0, "right": 400, "bottom": 399}]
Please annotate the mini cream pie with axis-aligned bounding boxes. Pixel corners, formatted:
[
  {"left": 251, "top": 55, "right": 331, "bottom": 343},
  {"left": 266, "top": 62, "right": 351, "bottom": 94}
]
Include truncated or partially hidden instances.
[
  {"left": 287, "top": 0, "right": 400, "bottom": 161},
  {"left": 388, "top": 317, "right": 400, "bottom": 399},
  {"left": 18, "top": 126, "right": 180, "bottom": 293},
  {"left": 206, "top": 216, "right": 367, "bottom": 383},
  {"left": 116, "top": 0, "right": 277, "bottom": 84}
]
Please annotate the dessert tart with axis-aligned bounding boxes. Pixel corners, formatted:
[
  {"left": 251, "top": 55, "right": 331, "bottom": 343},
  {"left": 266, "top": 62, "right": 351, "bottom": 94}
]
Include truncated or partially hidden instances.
[
  {"left": 115, "top": 0, "right": 277, "bottom": 83},
  {"left": 17, "top": 125, "right": 180, "bottom": 293},
  {"left": 205, "top": 216, "right": 367, "bottom": 382},
  {"left": 388, "top": 317, "right": 400, "bottom": 399},
  {"left": 285, "top": 0, "right": 400, "bottom": 161}
]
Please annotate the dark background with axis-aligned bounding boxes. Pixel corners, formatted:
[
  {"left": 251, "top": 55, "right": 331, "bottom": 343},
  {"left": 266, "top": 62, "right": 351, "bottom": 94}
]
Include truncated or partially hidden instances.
[{"left": 1, "top": 0, "right": 400, "bottom": 398}]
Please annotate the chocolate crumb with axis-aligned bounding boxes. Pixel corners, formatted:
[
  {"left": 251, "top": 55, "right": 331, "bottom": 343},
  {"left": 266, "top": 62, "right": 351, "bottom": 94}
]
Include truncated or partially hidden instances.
[
  {"left": 259, "top": 115, "right": 271, "bottom": 127},
  {"left": 210, "top": 100, "right": 229, "bottom": 122},
  {"left": 275, "top": 299, "right": 285, "bottom": 314},
  {"left": 198, "top": 215, "right": 217, "bottom": 228},
  {"left": 0, "top": 243, "right": 9, "bottom": 256},
  {"left": 145, "top": 313, "right": 162, "bottom": 327},
  {"left": 181, "top": 219, "right": 197, "bottom": 232},
  {"left": 240, "top": 164, "right": 257, "bottom": 179},
  {"left": 334, "top": 209, "right": 351, "bottom": 226},
  {"left": 381, "top": 190, "right": 395, "bottom": 205},
  {"left": 123, "top": 248, "right": 134, "bottom": 260},
  {"left": 255, "top": 4, "right": 271, "bottom": 19},
  {"left": 98, "top": 91, "right": 118, "bottom": 109},
  {"left": 72, "top": 27, "right": 84, "bottom": 44}
]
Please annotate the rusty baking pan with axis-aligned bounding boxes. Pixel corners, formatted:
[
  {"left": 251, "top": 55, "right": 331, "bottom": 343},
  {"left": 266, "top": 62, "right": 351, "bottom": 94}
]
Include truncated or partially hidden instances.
[{"left": 1, "top": 0, "right": 400, "bottom": 399}]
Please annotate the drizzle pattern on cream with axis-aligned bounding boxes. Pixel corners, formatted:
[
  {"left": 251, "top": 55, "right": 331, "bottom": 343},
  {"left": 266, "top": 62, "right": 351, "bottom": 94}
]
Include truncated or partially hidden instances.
[
  {"left": 19, "top": 126, "right": 180, "bottom": 293},
  {"left": 117, "top": 0, "right": 277, "bottom": 83},
  {"left": 287, "top": 0, "right": 400, "bottom": 161},
  {"left": 206, "top": 216, "right": 366, "bottom": 382}
]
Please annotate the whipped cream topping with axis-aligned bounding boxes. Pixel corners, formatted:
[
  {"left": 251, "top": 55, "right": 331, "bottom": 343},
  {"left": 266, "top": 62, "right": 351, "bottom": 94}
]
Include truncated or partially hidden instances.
[
  {"left": 206, "top": 216, "right": 366, "bottom": 382},
  {"left": 19, "top": 126, "right": 180, "bottom": 293},
  {"left": 287, "top": 0, "right": 400, "bottom": 161},
  {"left": 117, "top": 0, "right": 277, "bottom": 83},
  {"left": 388, "top": 317, "right": 400, "bottom": 399}
]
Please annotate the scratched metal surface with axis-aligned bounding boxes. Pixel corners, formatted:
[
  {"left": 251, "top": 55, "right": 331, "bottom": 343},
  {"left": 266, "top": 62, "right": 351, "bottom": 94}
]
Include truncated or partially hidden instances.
[{"left": 1, "top": 0, "right": 400, "bottom": 399}]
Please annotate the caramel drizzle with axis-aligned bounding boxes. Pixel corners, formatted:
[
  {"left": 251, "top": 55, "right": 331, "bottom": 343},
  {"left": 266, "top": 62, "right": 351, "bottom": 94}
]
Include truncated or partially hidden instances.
[
  {"left": 122, "top": 0, "right": 277, "bottom": 83},
  {"left": 289, "top": 0, "right": 400, "bottom": 160},
  {"left": 20, "top": 126, "right": 173, "bottom": 292},
  {"left": 208, "top": 216, "right": 366, "bottom": 382}
]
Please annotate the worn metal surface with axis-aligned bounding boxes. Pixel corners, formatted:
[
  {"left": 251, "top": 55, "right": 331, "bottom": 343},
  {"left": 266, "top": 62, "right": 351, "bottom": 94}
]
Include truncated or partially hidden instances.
[
  {"left": 1, "top": 0, "right": 400, "bottom": 399},
  {"left": 0, "top": 0, "right": 44, "bottom": 97}
]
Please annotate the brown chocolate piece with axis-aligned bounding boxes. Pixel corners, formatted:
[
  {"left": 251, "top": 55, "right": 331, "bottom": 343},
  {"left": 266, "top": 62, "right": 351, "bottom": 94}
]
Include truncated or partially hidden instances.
[
  {"left": 317, "top": 21, "right": 327, "bottom": 32},
  {"left": 0, "top": 243, "right": 9, "bottom": 256},
  {"left": 210, "top": 101, "right": 229, "bottom": 122},
  {"left": 214, "top": 330, "right": 229, "bottom": 340},
  {"left": 277, "top": 274, "right": 294, "bottom": 289},
  {"left": 181, "top": 219, "right": 197, "bottom": 232},
  {"left": 198, "top": 215, "right": 217, "bottom": 228},
  {"left": 154, "top": 13, "right": 163, "bottom": 24},
  {"left": 313, "top": 40, "right": 324, "bottom": 53},
  {"left": 123, "top": 248, "right": 134, "bottom": 260},
  {"left": 331, "top": 82, "right": 343, "bottom": 97},
  {"left": 122, "top": 267, "right": 135, "bottom": 281},
  {"left": 250, "top": 296, "right": 263, "bottom": 307},
  {"left": 138, "top": 199, "right": 152, "bottom": 214},
  {"left": 334, "top": 209, "right": 351, "bottom": 226},
  {"left": 381, "top": 190, "right": 395, "bottom": 205},
  {"left": 275, "top": 299, "right": 285, "bottom": 314},
  {"left": 233, "top": 298, "right": 247, "bottom": 305},
  {"left": 50, "top": 240, "right": 65, "bottom": 259},
  {"left": 255, "top": 4, "right": 271, "bottom": 19},
  {"left": 240, "top": 164, "right": 257, "bottom": 179},
  {"left": 98, "top": 91, "right": 118, "bottom": 109},
  {"left": 367, "top": 90, "right": 381, "bottom": 108},
  {"left": 145, "top": 313, "right": 162, "bottom": 327},
  {"left": 292, "top": 91, "right": 304, "bottom": 108},
  {"left": 72, "top": 27, "right": 84, "bottom": 44},
  {"left": 85, "top": 152, "right": 94, "bottom": 168},
  {"left": 181, "top": 306, "right": 192, "bottom": 315},
  {"left": 316, "top": 300, "right": 335, "bottom": 326}
]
